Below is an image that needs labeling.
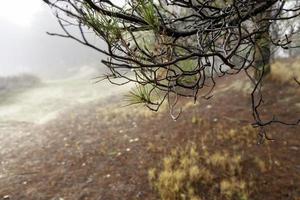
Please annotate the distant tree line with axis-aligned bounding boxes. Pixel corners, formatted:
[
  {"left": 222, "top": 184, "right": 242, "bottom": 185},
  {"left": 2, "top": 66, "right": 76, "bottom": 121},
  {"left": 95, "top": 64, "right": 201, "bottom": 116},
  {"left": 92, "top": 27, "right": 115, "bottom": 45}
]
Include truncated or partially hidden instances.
[{"left": 0, "top": 74, "right": 41, "bottom": 95}]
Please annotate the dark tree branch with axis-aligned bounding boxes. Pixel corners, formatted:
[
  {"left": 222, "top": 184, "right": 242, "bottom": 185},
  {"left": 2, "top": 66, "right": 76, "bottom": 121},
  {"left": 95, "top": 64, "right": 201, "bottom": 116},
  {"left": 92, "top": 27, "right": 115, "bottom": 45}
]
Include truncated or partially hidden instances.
[{"left": 43, "top": 0, "right": 300, "bottom": 138}]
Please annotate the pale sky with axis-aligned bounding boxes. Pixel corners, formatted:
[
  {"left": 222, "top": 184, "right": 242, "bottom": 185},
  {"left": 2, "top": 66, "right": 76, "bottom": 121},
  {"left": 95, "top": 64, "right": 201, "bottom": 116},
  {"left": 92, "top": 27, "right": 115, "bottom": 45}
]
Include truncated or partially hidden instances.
[
  {"left": 0, "top": 0, "right": 124, "bottom": 27},
  {"left": 0, "top": 0, "right": 43, "bottom": 27}
]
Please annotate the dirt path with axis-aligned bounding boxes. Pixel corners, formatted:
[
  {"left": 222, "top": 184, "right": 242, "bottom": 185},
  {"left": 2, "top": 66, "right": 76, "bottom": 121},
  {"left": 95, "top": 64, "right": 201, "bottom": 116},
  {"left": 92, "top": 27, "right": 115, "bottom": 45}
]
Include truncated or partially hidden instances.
[
  {"left": 0, "top": 75, "right": 299, "bottom": 200},
  {"left": 0, "top": 77, "right": 131, "bottom": 153},
  {"left": 0, "top": 78, "right": 131, "bottom": 124}
]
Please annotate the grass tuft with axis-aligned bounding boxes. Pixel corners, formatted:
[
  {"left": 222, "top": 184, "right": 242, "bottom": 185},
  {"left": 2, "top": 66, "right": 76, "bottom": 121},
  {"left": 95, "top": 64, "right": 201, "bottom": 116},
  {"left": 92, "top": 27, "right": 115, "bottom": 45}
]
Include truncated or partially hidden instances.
[
  {"left": 149, "top": 137, "right": 268, "bottom": 200},
  {"left": 270, "top": 58, "right": 300, "bottom": 84}
]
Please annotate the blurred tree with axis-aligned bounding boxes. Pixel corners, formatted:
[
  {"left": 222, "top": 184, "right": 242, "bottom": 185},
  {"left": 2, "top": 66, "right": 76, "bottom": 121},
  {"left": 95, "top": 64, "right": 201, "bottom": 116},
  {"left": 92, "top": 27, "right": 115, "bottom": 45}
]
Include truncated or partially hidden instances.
[
  {"left": 254, "top": 12, "right": 271, "bottom": 78},
  {"left": 43, "top": 0, "right": 300, "bottom": 133}
]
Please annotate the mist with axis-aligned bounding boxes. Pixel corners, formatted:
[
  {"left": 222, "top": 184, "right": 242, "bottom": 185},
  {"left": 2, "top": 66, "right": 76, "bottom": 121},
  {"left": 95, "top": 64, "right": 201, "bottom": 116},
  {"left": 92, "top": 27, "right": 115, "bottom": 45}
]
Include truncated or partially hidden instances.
[
  {"left": 0, "top": 1, "right": 127, "bottom": 125},
  {"left": 0, "top": 3, "right": 106, "bottom": 79}
]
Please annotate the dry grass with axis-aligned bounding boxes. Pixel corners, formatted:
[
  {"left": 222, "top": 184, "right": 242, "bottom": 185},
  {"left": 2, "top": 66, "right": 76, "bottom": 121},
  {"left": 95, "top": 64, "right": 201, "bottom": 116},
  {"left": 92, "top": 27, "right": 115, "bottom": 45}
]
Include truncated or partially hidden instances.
[
  {"left": 216, "top": 125, "right": 258, "bottom": 147},
  {"left": 149, "top": 133, "right": 268, "bottom": 200},
  {"left": 270, "top": 58, "right": 300, "bottom": 84}
]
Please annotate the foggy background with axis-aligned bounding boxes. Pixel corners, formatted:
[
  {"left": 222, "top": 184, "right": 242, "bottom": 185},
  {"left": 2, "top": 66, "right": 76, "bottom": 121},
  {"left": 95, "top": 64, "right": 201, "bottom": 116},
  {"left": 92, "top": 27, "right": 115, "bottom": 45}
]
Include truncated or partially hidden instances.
[
  {"left": 0, "top": 0, "right": 129, "bottom": 124},
  {"left": 0, "top": 0, "right": 106, "bottom": 79}
]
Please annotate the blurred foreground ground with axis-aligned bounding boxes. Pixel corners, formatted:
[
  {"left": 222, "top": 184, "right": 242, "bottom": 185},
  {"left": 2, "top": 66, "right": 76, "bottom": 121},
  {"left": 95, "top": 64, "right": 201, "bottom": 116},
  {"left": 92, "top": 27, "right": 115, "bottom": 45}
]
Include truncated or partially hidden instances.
[{"left": 0, "top": 63, "right": 299, "bottom": 200}]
